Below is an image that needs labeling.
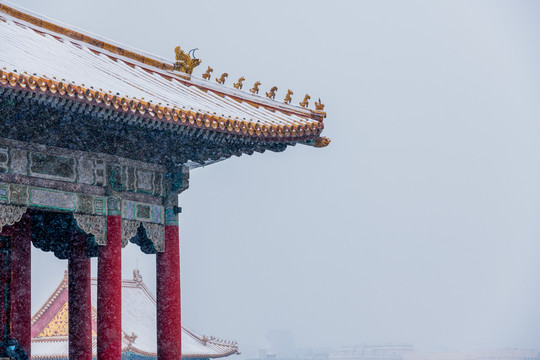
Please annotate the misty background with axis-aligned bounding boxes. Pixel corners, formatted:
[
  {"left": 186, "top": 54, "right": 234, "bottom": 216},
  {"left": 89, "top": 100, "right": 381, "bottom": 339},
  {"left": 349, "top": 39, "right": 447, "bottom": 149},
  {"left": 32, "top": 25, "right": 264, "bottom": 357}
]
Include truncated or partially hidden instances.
[{"left": 7, "top": 0, "right": 540, "bottom": 357}]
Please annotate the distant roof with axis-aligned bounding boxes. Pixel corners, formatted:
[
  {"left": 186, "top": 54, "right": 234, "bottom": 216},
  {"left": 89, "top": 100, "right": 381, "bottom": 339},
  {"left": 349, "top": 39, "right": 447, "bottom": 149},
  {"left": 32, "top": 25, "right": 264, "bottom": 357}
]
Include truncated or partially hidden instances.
[
  {"left": 31, "top": 270, "right": 239, "bottom": 359},
  {"left": 0, "top": 1, "right": 329, "bottom": 163}
]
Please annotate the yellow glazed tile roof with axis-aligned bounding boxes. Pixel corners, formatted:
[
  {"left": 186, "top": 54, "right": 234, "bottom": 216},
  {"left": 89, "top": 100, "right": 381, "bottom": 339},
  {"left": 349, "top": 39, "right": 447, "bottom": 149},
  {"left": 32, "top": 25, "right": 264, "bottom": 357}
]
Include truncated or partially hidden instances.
[{"left": 0, "top": 2, "right": 329, "bottom": 146}]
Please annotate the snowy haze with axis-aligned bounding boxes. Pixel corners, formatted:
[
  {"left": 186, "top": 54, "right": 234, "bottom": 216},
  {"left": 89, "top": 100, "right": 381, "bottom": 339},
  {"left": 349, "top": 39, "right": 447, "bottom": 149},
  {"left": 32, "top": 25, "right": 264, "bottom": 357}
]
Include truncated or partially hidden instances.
[{"left": 8, "top": 0, "right": 540, "bottom": 356}]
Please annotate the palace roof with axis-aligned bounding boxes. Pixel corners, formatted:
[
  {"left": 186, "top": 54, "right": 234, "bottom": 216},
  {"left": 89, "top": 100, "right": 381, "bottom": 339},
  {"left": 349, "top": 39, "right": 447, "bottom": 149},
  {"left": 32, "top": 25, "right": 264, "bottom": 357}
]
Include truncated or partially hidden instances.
[
  {"left": 0, "top": 2, "right": 329, "bottom": 168},
  {"left": 31, "top": 271, "right": 239, "bottom": 359}
]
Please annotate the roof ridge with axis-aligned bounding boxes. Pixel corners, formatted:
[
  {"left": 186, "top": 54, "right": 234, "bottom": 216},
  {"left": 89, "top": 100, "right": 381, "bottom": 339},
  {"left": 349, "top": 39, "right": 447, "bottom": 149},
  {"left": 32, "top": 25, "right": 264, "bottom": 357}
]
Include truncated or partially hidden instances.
[
  {"left": 0, "top": 1, "right": 173, "bottom": 72},
  {"left": 31, "top": 271, "right": 68, "bottom": 326}
]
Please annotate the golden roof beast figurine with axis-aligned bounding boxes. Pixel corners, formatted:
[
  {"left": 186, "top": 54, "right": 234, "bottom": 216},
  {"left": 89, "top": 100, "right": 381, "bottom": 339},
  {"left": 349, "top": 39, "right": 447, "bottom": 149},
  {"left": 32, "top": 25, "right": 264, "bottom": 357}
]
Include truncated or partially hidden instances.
[{"left": 173, "top": 46, "right": 201, "bottom": 75}]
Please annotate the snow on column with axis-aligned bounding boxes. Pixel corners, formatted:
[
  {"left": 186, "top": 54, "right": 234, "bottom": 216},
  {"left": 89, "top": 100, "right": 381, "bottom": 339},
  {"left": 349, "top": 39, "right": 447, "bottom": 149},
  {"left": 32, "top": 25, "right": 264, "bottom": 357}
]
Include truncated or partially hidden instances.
[
  {"left": 69, "top": 231, "right": 92, "bottom": 360},
  {"left": 98, "top": 198, "right": 122, "bottom": 360},
  {"left": 156, "top": 207, "right": 181, "bottom": 360},
  {"left": 10, "top": 212, "right": 31, "bottom": 357}
]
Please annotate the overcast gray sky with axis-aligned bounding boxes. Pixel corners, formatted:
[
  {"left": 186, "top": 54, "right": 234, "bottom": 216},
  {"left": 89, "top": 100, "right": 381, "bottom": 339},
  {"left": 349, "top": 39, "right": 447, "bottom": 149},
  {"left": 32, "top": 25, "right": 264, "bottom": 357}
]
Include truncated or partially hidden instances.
[{"left": 9, "top": 0, "right": 540, "bottom": 357}]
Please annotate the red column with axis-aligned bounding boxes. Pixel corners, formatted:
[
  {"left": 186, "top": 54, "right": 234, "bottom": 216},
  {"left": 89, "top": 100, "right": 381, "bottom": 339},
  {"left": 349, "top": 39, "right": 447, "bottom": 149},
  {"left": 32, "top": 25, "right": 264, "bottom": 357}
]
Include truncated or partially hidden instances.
[
  {"left": 11, "top": 212, "right": 31, "bottom": 357},
  {"left": 69, "top": 232, "right": 92, "bottom": 360},
  {"left": 156, "top": 224, "right": 181, "bottom": 360},
  {"left": 0, "top": 231, "right": 11, "bottom": 346},
  {"left": 97, "top": 215, "right": 122, "bottom": 360}
]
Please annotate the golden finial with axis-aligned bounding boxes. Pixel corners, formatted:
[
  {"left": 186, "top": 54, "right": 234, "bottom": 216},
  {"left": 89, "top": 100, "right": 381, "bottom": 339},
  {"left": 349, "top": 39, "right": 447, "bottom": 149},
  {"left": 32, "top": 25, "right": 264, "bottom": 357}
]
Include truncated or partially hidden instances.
[
  {"left": 313, "top": 136, "right": 331, "bottom": 148},
  {"left": 299, "top": 94, "right": 311, "bottom": 108},
  {"left": 265, "top": 86, "right": 278, "bottom": 99},
  {"left": 216, "top": 73, "right": 228, "bottom": 84},
  {"left": 125, "top": 332, "right": 138, "bottom": 348},
  {"left": 315, "top": 98, "right": 325, "bottom": 111},
  {"left": 133, "top": 269, "right": 143, "bottom": 283},
  {"left": 173, "top": 46, "right": 201, "bottom": 75},
  {"left": 284, "top": 89, "right": 293, "bottom": 104},
  {"left": 250, "top": 81, "right": 261, "bottom": 94},
  {"left": 233, "top": 77, "right": 245, "bottom": 89},
  {"left": 202, "top": 66, "right": 213, "bottom": 80}
]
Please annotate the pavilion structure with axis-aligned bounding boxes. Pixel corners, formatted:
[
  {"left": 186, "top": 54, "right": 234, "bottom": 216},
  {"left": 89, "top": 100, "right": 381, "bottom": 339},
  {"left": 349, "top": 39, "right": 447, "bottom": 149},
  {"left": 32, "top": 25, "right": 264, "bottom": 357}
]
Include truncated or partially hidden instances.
[
  {"left": 0, "top": 2, "right": 329, "bottom": 360},
  {"left": 31, "top": 270, "right": 239, "bottom": 360}
]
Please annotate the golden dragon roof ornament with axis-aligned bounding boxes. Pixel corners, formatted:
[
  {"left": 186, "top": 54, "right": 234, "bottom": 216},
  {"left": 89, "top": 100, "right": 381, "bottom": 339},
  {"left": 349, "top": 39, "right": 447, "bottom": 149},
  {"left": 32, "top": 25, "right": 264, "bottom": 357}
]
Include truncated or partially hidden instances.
[
  {"left": 173, "top": 46, "right": 201, "bottom": 75},
  {"left": 284, "top": 89, "right": 293, "bottom": 104},
  {"left": 266, "top": 86, "right": 278, "bottom": 99},
  {"left": 233, "top": 77, "right": 245, "bottom": 89},
  {"left": 202, "top": 66, "right": 213, "bottom": 80},
  {"left": 299, "top": 94, "right": 311, "bottom": 108},
  {"left": 216, "top": 73, "right": 228, "bottom": 84},
  {"left": 250, "top": 81, "right": 261, "bottom": 94}
]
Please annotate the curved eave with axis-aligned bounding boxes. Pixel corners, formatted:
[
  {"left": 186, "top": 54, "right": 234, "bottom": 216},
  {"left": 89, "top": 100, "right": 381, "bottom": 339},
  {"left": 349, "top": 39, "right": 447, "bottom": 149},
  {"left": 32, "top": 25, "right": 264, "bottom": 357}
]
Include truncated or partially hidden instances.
[
  {"left": 182, "top": 342, "right": 239, "bottom": 359},
  {"left": 182, "top": 351, "right": 239, "bottom": 359},
  {"left": 125, "top": 345, "right": 238, "bottom": 359},
  {"left": 0, "top": 73, "right": 324, "bottom": 145}
]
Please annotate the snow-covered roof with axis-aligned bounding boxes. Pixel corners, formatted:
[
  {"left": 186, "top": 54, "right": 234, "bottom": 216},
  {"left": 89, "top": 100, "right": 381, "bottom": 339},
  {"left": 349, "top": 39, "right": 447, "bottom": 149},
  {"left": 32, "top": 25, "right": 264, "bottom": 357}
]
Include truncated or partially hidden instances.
[
  {"left": 31, "top": 271, "right": 239, "bottom": 359},
  {"left": 0, "top": 2, "right": 329, "bottom": 148}
]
